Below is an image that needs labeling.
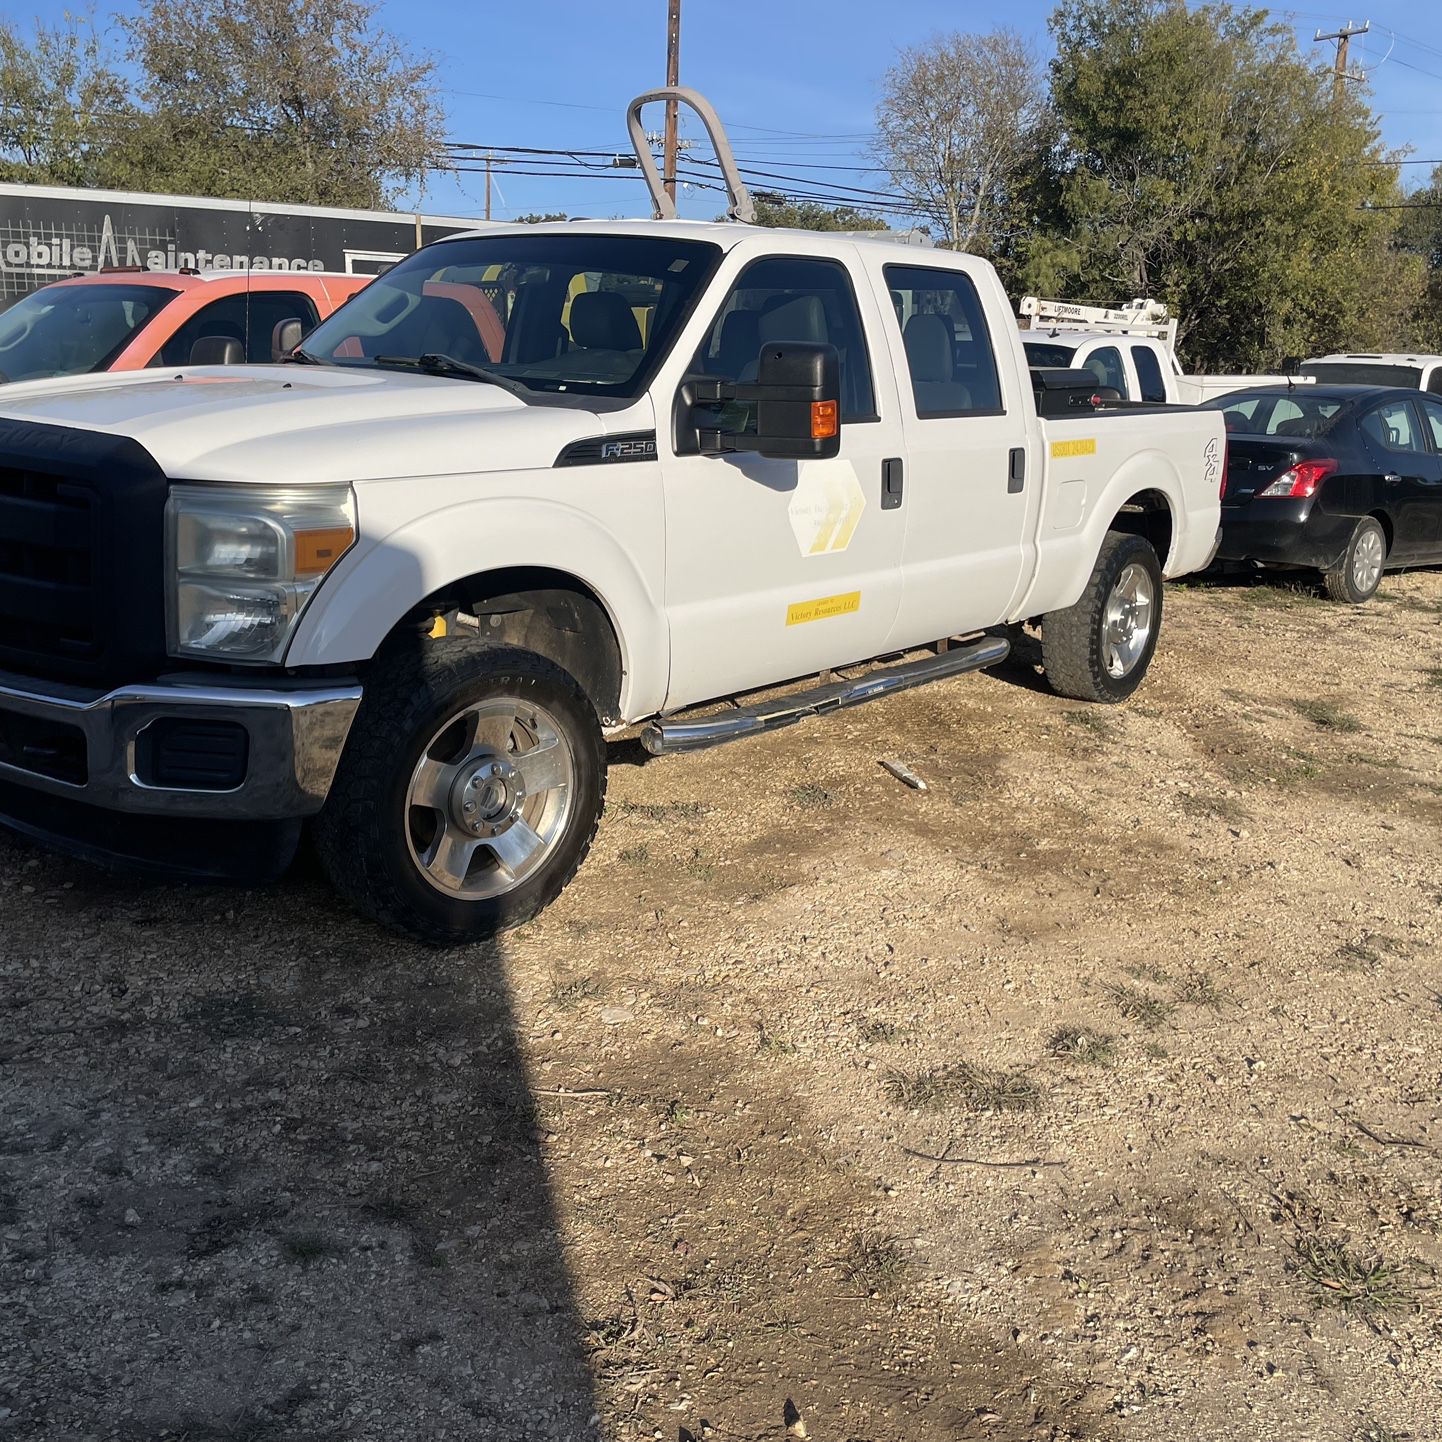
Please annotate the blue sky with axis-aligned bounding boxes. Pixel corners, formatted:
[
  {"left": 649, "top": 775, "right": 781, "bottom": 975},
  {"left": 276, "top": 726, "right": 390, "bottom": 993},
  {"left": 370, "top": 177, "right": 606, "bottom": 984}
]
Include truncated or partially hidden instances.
[{"left": 24, "top": 0, "right": 1442, "bottom": 221}]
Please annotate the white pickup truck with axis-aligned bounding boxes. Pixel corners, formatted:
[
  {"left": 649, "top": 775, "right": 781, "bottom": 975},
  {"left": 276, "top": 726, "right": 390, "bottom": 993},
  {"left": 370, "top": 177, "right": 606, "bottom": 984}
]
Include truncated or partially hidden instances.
[
  {"left": 0, "top": 91, "right": 1223, "bottom": 943},
  {"left": 1018, "top": 297, "right": 1303, "bottom": 406},
  {"left": 1300, "top": 352, "right": 1442, "bottom": 394}
]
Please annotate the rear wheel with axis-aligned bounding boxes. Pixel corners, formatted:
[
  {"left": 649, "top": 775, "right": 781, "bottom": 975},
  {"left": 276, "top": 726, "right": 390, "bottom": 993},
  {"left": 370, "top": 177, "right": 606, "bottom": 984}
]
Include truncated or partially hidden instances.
[
  {"left": 315, "top": 640, "right": 606, "bottom": 945},
  {"left": 1041, "top": 531, "right": 1163, "bottom": 703},
  {"left": 1322, "top": 517, "right": 1385, "bottom": 604}
]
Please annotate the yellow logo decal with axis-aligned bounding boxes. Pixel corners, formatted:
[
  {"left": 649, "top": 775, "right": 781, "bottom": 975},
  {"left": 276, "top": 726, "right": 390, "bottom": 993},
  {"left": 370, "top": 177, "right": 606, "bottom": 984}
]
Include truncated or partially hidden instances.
[
  {"left": 785, "top": 591, "right": 862, "bottom": 626},
  {"left": 1050, "top": 437, "right": 1097, "bottom": 459}
]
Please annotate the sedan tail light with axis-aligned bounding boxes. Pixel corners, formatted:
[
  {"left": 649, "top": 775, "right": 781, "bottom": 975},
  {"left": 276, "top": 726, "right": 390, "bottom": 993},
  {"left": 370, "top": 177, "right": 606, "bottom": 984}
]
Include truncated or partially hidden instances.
[{"left": 1255, "top": 458, "right": 1338, "bottom": 499}]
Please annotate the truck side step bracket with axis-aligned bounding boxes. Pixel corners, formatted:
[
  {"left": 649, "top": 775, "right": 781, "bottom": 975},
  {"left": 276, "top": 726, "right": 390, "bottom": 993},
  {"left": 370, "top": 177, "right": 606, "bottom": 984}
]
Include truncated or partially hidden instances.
[{"left": 640, "top": 634, "right": 1011, "bottom": 755}]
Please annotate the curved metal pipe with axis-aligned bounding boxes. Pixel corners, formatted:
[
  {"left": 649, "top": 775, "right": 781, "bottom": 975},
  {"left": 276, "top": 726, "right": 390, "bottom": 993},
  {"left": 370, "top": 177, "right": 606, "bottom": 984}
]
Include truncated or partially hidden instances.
[{"left": 625, "top": 87, "right": 755, "bottom": 224}]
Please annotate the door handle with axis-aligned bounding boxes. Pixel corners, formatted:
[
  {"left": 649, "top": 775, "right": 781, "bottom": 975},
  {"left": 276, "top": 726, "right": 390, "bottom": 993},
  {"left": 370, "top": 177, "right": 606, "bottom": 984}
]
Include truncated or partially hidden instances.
[
  {"left": 881, "top": 457, "right": 903, "bottom": 510},
  {"left": 1383, "top": 473, "right": 1402, "bottom": 485},
  {"left": 1008, "top": 447, "right": 1026, "bottom": 494}
]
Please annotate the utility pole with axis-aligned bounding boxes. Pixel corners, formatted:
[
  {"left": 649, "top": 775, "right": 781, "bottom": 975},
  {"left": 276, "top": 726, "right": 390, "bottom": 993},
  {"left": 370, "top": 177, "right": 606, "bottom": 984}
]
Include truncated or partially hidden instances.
[
  {"left": 1313, "top": 18, "right": 1369, "bottom": 102},
  {"left": 484, "top": 152, "right": 492, "bottom": 222},
  {"left": 664, "top": 0, "right": 681, "bottom": 205}
]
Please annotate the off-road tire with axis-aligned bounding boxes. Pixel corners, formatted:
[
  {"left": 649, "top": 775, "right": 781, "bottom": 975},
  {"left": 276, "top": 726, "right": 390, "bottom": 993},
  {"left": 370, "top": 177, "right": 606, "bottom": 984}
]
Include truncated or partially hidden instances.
[
  {"left": 1322, "top": 517, "right": 1386, "bottom": 604},
  {"left": 314, "top": 639, "right": 606, "bottom": 946},
  {"left": 1041, "top": 531, "right": 1163, "bottom": 704}
]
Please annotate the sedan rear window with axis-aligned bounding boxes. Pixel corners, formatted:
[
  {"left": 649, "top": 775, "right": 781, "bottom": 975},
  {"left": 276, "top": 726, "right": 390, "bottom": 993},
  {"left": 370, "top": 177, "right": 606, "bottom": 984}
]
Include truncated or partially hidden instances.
[{"left": 1214, "top": 394, "right": 1342, "bottom": 437}]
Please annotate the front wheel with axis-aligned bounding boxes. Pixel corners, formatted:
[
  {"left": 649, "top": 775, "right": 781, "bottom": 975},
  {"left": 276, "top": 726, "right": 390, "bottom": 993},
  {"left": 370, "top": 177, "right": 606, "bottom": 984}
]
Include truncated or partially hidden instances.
[
  {"left": 1041, "top": 531, "right": 1163, "bottom": 703},
  {"left": 314, "top": 640, "right": 606, "bottom": 945},
  {"left": 1322, "top": 517, "right": 1386, "bottom": 604}
]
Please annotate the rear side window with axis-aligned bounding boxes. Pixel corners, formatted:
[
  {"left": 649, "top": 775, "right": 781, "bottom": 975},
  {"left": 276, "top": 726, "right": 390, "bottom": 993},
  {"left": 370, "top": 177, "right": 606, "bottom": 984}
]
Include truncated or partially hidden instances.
[
  {"left": 1421, "top": 395, "right": 1442, "bottom": 448},
  {"left": 156, "top": 291, "right": 322, "bottom": 366},
  {"left": 1084, "top": 345, "right": 1127, "bottom": 396},
  {"left": 1427, "top": 370, "right": 1442, "bottom": 397},
  {"left": 1361, "top": 399, "right": 1425, "bottom": 453},
  {"left": 885, "top": 264, "right": 1002, "bottom": 416},
  {"left": 1131, "top": 344, "right": 1168, "bottom": 402},
  {"left": 694, "top": 255, "right": 876, "bottom": 422}
]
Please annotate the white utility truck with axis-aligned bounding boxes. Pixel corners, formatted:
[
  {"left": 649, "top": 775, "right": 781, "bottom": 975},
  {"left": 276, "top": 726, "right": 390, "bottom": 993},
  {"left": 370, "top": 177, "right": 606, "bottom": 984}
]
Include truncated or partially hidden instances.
[
  {"left": 1299, "top": 352, "right": 1442, "bottom": 394},
  {"left": 1019, "top": 296, "right": 1305, "bottom": 405},
  {"left": 0, "top": 91, "right": 1223, "bottom": 943}
]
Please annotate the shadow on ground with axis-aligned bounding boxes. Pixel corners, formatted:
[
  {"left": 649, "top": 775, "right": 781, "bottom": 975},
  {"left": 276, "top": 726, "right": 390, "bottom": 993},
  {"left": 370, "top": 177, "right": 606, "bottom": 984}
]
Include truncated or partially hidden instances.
[{"left": 0, "top": 834, "right": 598, "bottom": 1441}]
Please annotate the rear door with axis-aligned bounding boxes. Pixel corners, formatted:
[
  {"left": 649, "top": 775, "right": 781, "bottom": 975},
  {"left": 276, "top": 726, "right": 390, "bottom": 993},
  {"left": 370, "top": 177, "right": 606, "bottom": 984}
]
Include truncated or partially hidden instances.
[
  {"left": 1412, "top": 395, "right": 1442, "bottom": 560},
  {"left": 1358, "top": 397, "right": 1440, "bottom": 561},
  {"left": 871, "top": 258, "right": 1033, "bottom": 645}
]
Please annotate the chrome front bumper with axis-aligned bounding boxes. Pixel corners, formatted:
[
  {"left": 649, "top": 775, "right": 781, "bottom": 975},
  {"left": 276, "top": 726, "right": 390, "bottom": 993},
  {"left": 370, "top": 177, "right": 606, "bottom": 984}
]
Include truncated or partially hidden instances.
[{"left": 0, "top": 669, "right": 362, "bottom": 820}]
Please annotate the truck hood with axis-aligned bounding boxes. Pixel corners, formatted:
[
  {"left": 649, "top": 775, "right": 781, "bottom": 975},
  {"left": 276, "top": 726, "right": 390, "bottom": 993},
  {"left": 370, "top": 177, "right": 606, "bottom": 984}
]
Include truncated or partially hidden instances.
[{"left": 0, "top": 365, "right": 625, "bottom": 481}]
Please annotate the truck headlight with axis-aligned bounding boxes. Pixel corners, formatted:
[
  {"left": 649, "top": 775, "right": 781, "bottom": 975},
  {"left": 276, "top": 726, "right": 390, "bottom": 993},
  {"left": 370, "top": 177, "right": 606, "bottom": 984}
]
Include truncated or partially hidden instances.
[{"left": 166, "top": 484, "right": 356, "bottom": 663}]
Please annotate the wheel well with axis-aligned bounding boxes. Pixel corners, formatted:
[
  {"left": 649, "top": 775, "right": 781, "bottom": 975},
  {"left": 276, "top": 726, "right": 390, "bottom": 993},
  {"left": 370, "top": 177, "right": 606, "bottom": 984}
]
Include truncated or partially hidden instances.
[
  {"left": 1109, "top": 489, "right": 1174, "bottom": 568},
  {"left": 379, "top": 567, "right": 625, "bottom": 726},
  {"left": 1369, "top": 509, "right": 1394, "bottom": 556}
]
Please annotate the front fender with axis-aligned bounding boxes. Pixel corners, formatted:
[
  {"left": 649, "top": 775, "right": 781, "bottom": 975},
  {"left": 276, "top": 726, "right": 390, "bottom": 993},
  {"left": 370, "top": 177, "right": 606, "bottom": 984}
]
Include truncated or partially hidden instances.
[{"left": 286, "top": 485, "right": 669, "bottom": 720}]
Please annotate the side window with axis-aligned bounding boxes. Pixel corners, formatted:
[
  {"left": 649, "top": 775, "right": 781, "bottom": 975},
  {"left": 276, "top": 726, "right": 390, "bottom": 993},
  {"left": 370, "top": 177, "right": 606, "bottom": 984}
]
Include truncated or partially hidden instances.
[
  {"left": 884, "top": 264, "right": 1002, "bottom": 417},
  {"left": 1420, "top": 395, "right": 1442, "bottom": 450},
  {"left": 1084, "top": 345, "right": 1127, "bottom": 396},
  {"left": 1361, "top": 399, "right": 1425, "bottom": 453},
  {"left": 693, "top": 255, "right": 876, "bottom": 424},
  {"left": 1131, "top": 344, "right": 1168, "bottom": 403},
  {"left": 157, "top": 291, "right": 321, "bottom": 366},
  {"left": 1428, "top": 370, "right": 1442, "bottom": 397}
]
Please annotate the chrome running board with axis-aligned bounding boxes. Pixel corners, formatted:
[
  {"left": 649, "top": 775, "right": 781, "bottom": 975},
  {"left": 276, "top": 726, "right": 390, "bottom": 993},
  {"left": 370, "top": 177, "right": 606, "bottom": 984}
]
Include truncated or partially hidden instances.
[{"left": 640, "top": 634, "right": 1010, "bottom": 755}]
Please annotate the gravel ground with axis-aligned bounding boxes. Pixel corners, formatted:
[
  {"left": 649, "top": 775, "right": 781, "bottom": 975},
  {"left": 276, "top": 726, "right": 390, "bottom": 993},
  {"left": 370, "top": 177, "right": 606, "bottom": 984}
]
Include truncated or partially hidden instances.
[{"left": 2, "top": 570, "right": 1440, "bottom": 1442}]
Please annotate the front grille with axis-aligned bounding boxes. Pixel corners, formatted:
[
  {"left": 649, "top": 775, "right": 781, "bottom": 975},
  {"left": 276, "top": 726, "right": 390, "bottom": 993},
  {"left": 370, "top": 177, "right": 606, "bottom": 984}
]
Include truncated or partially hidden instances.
[
  {"left": 0, "top": 466, "right": 101, "bottom": 665},
  {"left": 0, "top": 419, "right": 169, "bottom": 684}
]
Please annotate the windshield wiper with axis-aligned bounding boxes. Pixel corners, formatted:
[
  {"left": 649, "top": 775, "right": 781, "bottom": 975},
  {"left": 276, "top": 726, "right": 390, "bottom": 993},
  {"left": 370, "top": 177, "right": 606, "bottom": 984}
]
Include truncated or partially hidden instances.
[
  {"left": 374, "top": 352, "right": 530, "bottom": 398},
  {"left": 277, "top": 347, "right": 320, "bottom": 365}
]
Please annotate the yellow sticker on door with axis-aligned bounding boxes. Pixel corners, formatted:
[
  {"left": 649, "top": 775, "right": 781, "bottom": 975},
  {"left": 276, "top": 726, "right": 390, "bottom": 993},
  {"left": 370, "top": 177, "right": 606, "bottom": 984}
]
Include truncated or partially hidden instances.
[
  {"left": 1050, "top": 437, "right": 1097, "bottom": 459},
  {"left": 786, "top": 591, "right": 862, "bottom": 626}
]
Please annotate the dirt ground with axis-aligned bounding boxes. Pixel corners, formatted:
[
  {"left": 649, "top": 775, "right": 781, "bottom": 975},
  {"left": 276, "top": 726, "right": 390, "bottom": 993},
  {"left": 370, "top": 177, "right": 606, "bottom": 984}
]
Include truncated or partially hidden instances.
[{"left": 2, "top": 569, "right": 1440, "bottom": 1442}]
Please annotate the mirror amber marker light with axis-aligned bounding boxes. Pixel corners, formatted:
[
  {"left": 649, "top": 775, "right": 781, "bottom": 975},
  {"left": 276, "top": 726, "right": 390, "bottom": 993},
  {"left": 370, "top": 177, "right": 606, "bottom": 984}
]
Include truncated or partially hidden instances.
[{"left": 810, "top": 399, "right": 839, "bottom": 440}]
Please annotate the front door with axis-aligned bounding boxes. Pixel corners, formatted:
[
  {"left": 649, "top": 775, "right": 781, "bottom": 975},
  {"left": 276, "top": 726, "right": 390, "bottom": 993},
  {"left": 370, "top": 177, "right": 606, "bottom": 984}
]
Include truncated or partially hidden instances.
[
  {"left": 660, "top": 253, "right": 906, "bottom": 711},
  {"left": 870, "top": 260, "right": 1033, "bottom": 647}
]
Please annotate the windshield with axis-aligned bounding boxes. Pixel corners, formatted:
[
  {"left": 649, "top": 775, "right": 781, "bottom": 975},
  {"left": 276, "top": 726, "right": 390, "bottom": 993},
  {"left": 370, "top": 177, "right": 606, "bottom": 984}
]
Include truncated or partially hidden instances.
[
  {"left": 1302, "top": 362, "right": 1423, "bottom": 388},
  {"left": 1207, "top": 392, "right": 1344, "bottom": 437},
  {"left": 1023, "top": 339, "right": 1078, "bottom": 368},
  {"left": 0, "top": 283, "right": 179, "bottom": 382},
  {"left": 300, "top": 232, "right": 722, "bottom": 399}
]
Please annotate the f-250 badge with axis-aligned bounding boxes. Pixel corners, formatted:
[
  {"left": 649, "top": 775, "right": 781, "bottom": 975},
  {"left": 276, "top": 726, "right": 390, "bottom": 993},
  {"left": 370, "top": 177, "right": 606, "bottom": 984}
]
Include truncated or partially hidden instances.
[{"left": 601, "top": 438, "right": 657, "bottom": 460}]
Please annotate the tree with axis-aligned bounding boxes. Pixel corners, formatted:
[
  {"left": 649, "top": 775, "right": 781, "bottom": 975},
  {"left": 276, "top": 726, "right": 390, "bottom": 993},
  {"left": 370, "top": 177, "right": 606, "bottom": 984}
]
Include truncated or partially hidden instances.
[
  {"left": 0, "top": 16, "right": 131, "bottom": 187},
  {"left": 515, "top": 212, "right": 570, "bottom": 225},
  {"left": 111, "top": 0, "right": 448, "bottom": 208},
  {"left": 749, "top": 198, "right": 888, "bottom": 232},
  {"left": 1020, "top": 0, "right": 1412, "bottom": 369},
  {"left": 873, "top": 30, "right": 1048, "bottom": 253},
  {"left": 1393, "top": 165, "right": 1442, "bottom": 350}
]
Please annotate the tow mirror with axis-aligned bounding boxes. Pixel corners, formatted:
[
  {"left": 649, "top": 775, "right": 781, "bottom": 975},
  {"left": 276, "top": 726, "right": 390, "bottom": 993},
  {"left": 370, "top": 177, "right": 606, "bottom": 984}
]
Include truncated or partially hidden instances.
[
  {"left": 188, "top": 335, "right": 245, "bottom": 366},
  {"left": 689, "top": 341, "right": 842, "bottom": 460},
  {"left": 271, "top": 317, "right": 305, "bottom": 361}
]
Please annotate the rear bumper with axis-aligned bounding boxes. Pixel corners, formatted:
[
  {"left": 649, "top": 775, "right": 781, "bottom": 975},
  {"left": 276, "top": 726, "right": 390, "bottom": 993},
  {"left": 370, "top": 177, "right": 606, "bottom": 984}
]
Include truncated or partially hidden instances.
[
  {"left": 0, "top": 669, "right": 362, "bottom": 821},
  {"left": 1216, "top": 499, "right": 1355, "bottom": 571}
]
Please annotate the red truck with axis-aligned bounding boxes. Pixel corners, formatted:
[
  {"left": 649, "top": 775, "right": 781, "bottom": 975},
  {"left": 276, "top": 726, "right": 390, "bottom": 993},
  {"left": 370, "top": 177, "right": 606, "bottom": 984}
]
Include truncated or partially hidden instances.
[{"left": 0, "top": 269, "right": 371, "bottom": 383}]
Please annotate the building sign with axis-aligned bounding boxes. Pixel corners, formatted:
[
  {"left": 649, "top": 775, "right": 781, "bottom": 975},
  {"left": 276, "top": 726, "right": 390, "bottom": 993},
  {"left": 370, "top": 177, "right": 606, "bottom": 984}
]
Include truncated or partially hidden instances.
[{"left": 0, "top": 183, "right": 484, "bottom": 303}]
